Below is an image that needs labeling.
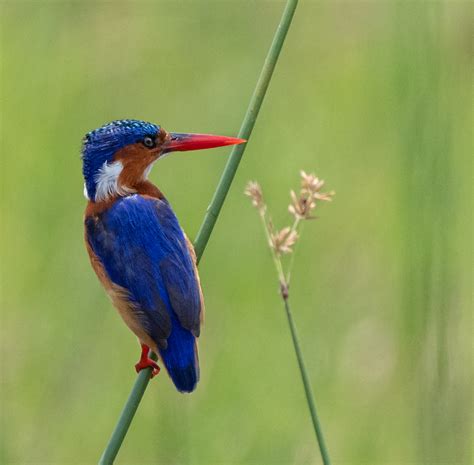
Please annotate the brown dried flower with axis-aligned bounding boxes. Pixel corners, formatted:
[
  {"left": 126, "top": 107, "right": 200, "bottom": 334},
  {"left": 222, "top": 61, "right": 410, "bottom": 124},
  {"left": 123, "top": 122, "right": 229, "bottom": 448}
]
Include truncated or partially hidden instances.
[
  {"left": 269, "top": 227, "right": 298, "bottom": 255},
  {"left": 288, "top": 190, "right": 317, "bottom": 219},
  {"left": 245, "top": 169, "right": 334, "bottom": 289},
  {"left": 244, "top": 181, "right": 266, "bottom": 214},
  {"left": 300, "top": 170, "right": 335, "bottom": 201},
  {"left": 300, "top": 170, "right": 325, "bottom": 195},
  {"left": 288, "top": 171, "right": 335, "bottom": 220}
]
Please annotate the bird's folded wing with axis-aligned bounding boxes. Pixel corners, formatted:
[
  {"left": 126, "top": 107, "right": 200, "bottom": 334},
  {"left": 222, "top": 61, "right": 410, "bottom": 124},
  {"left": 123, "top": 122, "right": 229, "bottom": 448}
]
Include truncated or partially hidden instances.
[{"left": 85, "top": 195, "right": 202, "bottom": 348}]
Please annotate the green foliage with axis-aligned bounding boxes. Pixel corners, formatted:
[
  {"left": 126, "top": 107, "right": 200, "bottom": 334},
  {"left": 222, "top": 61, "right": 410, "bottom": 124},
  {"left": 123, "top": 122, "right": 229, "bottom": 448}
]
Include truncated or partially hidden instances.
[{"left": 1, "top": 2, "right": 471, "bottom": 465}]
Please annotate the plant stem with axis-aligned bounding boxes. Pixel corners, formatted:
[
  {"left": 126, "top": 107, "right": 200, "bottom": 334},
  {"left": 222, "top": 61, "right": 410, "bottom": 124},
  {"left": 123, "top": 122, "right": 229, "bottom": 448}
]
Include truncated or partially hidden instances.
[
  {"left": 98, "top": 369, "right": 153, "bottom": 465},
  {"left": 281, "top": 293, "right": 332, "bottom": 465},
  {"left": 286, "top": 217, "right": 301, "bottom": 284},
  {"left": 98, "top": 1, "right": 299, "bottom": 463},
  {"left": 194, "top": 0, "right": 299, "bottom": 261},
  {"left": 259, "top": 210, "right": 286, "bottom": 284}
]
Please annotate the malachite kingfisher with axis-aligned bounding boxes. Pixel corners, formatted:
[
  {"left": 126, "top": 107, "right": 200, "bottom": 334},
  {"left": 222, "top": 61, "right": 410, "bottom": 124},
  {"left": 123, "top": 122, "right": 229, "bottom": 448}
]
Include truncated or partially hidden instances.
[{"left": 82, "top": 119, "right": 245, "bottom": 393}]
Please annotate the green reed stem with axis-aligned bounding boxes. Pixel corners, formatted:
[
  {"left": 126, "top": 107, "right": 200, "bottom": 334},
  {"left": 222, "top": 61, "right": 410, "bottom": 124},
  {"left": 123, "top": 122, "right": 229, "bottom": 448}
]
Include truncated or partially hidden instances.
[
  {"left": 98, "top": 1, "right": 299, "bottom": 463},
  {"left": 282, "top": 292, "right": 331, "bottom": 465},
  {"left": 194, "top": 0, "right": 299, "bottom": 260}
]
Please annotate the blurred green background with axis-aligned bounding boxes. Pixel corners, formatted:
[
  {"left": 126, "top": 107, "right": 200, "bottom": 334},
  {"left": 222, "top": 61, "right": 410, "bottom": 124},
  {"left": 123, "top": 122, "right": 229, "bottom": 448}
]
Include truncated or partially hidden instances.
[{"left": 1, "top": 1, "right": 472, "bottom": 464}]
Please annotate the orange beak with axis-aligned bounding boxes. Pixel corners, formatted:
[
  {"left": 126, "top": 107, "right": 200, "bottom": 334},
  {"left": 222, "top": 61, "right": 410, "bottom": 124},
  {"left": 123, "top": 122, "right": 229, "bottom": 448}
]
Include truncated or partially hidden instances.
[{"left": 162, "top": 132, "right": 246, "bottom": 154}]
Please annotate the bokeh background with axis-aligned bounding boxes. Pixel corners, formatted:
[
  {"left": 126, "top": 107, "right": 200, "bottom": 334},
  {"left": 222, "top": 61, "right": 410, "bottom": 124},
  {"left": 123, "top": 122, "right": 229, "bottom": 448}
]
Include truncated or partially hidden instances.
[{"left": 1, "top": 1, "right": 472, "bottom": 464}]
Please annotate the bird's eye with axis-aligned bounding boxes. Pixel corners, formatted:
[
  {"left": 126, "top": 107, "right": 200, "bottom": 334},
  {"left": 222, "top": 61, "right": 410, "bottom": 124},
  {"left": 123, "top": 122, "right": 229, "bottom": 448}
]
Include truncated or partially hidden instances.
[{"left": 143, "top": 136, "right": 155, "bottom": 148}]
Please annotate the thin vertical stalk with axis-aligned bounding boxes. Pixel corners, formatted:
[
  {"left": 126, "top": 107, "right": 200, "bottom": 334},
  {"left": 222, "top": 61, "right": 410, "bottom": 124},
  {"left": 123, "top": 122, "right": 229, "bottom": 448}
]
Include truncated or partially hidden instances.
[
  {"left": 98, "top": 370, "right": 152, "bottom": 465},
  {"left": 282, "top": 294, "right": 331, "bottom": 465},
  {"left": 194, "top": 0, "right": 299, "bottom": 260},
  {"left": 98, "top": 1, "right": 299, "bottom": 463}
]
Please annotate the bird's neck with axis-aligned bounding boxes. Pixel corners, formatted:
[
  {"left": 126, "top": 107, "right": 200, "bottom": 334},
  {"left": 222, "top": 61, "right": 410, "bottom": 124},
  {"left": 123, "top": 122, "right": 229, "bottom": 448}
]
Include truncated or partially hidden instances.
[
  {"left": 85, "top": 180, "right": 164, "bottom": 216},
  {"left": 131, "top": 180, "right": 164, "bottom": 199}
]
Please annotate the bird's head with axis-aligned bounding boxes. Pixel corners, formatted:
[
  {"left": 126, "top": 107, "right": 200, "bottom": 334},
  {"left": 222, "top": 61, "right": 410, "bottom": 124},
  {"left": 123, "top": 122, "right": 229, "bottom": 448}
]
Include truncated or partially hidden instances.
[{"left": 81, "top": 119, "right": 245, "bottom": 202}]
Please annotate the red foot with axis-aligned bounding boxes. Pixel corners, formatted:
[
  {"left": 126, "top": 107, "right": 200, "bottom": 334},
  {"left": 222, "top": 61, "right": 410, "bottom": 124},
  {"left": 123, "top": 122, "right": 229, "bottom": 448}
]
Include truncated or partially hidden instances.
[{"left": 135, "top": 344, "right": 160, "bottom": 378}]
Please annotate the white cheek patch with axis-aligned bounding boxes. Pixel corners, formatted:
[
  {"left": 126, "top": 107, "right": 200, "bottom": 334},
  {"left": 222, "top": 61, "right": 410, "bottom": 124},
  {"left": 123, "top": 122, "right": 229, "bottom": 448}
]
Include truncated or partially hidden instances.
[
  {"left": 94, "top": 160, "right": 134, "bottom": 202},
  {"left": 83, "top": 183, "right": 90, "bottom": 200}
]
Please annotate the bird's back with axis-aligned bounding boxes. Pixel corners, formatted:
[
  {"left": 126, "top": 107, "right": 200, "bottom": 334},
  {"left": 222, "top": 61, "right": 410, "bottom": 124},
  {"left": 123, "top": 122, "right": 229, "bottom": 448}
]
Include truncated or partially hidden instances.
[{"left": 85, "top": 194, "right": 203, "bottom": 392}]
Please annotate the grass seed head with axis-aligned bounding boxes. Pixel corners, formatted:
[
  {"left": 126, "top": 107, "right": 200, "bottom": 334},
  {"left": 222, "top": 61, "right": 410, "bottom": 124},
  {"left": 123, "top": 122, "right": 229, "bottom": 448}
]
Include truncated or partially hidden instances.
[
  {"left": 270, "top": 227, "right": 299, "bottom": 256},
  {"left": 289, "top": 189, "right": 317, "bottom": 219},
  {"left": 289, "top": 171, "right": 335, "bottom": 220},
  {"left": 245, "top": 181, "right": 266, "bottom": 214}
]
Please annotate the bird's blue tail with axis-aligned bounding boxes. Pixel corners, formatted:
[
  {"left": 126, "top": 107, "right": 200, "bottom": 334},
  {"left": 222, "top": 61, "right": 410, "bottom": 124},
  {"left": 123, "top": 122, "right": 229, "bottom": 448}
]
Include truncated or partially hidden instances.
[{"left": 159, "top": 312, "right": 199, "bottom": 393}]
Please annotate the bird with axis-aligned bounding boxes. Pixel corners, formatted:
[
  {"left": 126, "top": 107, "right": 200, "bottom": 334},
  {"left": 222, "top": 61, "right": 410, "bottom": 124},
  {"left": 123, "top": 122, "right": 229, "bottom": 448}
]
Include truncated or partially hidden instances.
[{"left": 82, "top": 119, "right": 245, "bottom": 393}]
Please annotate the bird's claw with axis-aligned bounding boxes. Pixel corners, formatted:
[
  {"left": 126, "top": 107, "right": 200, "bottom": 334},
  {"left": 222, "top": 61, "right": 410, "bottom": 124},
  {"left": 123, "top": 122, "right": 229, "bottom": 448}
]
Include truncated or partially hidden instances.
[
  {"left": 135, "top": 343, "right": 160, "bottom": 378},
  {"left": 135, "top": 358, "right": 160, "bottom": 378}
]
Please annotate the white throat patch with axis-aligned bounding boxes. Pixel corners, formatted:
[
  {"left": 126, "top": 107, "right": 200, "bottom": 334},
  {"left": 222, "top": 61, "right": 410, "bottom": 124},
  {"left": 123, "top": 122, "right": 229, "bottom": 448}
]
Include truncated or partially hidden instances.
[
  {"left": 94, "top": 161, "right": 134, "bottom": 202},
  {"left": 143, "top": 160, "right": 157, "bottom": 180}
]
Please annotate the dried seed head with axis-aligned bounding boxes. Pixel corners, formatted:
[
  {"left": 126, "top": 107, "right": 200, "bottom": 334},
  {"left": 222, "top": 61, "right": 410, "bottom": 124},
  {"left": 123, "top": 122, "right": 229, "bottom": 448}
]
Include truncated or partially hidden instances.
[
  {"left": 300, "top": 170, "right": 325, "bottom": 195},
  {"left": 244, "top": 181, "right": 266, "bottom": 214},
  {"left": 270, "top": 227, "right": 298, "bottom": 255},
  {"left": 288, "top": 171, "right": 335, "bottom": 220},
  {"left": 313, "top": 190, "right": 335, "bottom": 201},
  {"left": 288, "top": 189, "right": 317, "bottom": 219},
  {"left": 300, "top": 170, "right": 334, "bottom": 200}
]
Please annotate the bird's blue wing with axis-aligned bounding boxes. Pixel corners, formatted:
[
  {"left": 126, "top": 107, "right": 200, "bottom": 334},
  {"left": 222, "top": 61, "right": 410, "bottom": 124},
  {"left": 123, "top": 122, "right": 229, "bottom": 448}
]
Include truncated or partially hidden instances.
[{"left": 85, "top": 194, "right": 201, "bottom": 391}]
